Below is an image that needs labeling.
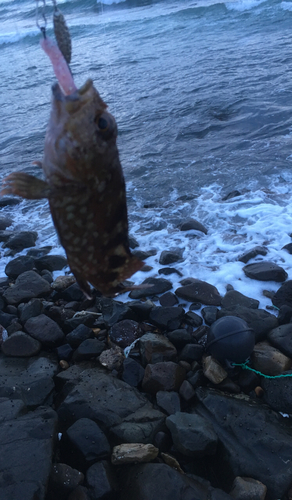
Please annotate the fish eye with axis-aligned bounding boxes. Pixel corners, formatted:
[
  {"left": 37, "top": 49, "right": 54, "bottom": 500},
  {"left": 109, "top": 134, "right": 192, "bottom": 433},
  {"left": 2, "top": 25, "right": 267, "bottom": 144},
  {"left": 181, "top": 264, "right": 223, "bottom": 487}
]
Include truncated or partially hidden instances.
[
  {"left": 95, "top": 112, "right": 116, "bottom": 140},
  {"left": 98, "top": 116, "right": 109, "bottom": 131}
]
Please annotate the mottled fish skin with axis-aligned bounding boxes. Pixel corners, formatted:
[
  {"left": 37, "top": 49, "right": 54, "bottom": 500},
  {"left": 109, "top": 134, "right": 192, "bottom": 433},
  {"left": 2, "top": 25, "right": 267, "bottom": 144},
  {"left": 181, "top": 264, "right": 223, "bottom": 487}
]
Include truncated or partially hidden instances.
[{"left": 1, "top": 79, "right": 143, "bottom": 297}]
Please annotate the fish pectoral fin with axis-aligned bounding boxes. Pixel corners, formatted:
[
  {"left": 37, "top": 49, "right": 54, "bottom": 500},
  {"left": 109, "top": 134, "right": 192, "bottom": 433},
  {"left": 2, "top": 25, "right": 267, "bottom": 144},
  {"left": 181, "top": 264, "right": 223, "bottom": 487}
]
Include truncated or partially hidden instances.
[{"left": 1, "top": 173, "right": 51, "bottom": 200}]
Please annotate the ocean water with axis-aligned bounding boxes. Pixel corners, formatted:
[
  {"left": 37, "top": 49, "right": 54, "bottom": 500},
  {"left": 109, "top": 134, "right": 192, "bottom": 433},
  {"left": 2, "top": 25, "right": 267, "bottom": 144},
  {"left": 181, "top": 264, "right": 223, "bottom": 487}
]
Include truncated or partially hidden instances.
[{"left": 1, "top": 0, "right": 292, "bottom": 307}]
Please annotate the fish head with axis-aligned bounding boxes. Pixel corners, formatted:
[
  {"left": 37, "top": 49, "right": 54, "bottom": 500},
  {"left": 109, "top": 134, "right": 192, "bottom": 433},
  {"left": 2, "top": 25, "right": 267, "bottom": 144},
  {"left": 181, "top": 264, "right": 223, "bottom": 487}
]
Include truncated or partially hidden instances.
[{"left": 43, "top": 79, "right": 118, "bottom": 183}]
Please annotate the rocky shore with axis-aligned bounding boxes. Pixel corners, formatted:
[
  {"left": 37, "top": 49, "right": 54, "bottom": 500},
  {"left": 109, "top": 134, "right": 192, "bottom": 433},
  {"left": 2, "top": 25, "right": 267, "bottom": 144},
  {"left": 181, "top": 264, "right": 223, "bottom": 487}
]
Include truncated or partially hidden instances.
[{"left": 1, "top": 218, "right": 292, "bottom": 500}]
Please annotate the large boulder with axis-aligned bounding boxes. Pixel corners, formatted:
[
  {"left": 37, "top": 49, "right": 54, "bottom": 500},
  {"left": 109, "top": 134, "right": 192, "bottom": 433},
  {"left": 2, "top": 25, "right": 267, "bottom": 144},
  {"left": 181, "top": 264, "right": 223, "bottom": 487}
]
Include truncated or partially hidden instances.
[{"left": 3, "top": 271, "right": 51, "bottom": 305}]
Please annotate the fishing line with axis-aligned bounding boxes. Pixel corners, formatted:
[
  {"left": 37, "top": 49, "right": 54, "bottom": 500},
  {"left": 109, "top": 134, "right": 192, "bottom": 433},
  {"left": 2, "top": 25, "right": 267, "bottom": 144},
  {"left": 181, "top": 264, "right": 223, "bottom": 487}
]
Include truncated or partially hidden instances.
[
  {"left": 233, "top": 361, "right": 292, "bottom": 379},
  {"left": 99, "top": 0, "right": 117, "bottom": 117}
]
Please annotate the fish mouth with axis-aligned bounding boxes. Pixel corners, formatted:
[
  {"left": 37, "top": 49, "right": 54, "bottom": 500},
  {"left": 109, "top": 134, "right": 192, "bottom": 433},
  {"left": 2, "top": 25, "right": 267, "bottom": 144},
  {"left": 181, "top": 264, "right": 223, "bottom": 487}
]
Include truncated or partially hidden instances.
[{"left": 52, "top": 78, "right": 99, "bottom": 114}]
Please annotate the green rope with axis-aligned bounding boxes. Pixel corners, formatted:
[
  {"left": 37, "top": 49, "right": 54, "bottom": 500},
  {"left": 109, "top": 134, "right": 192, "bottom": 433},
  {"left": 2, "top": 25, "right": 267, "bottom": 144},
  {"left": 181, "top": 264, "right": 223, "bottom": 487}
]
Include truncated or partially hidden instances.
[{"left": 232, "top": 362, "right": 292, "bottom": 379}]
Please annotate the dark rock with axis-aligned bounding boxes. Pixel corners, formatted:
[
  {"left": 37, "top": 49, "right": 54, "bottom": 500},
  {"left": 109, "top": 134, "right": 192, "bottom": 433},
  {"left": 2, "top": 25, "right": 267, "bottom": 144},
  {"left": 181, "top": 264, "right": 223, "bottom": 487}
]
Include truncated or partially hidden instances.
[
  {"left": 6, "top": 321, "right": 22, "bottom": 335},
  {"left": 129, "top": 277, "right": 172, "bottom": 300},
  {"left": 3, "top": 231, "right": 38, "bottom": 251},
  {"left": 179, "top": 379, "right": 196, "bottom": 401},
  {"left": 158, "top": 267, "right": 183, "bottom": 277},
  {"left": 139, "top": 333, "right": 177, "bottom": 365},
  {"left": 142, "top": 361, "right": 186, "bottom": 394},
  {"left": 27, "top": 246, "right": 52, "bottom": 258},
  {"left": 179, "top": 343, "right": 204, "bottom": 363},
  {"left": 251, "top": 341, "right": 292, "bottom": 375},
  {"left": 0, "top": 311, "right": 17, "bottom": 328},
  {"left": 68, "top": 486, "right": 90, "bottom": 500},
  {"left": 5, "top": 256, "right": 36, "bottom": 279},
  {"left": 56, "top": 343, "right": 74, "bottom": 361},
  {"left": 109, "top": 319, "right": 142, "bottom": 348},
  {"left": 0, "top": 216, "right": 12, "bottom": 230},
  {"left": 149, "top": 306, "right": 185, "bottom": 330},
  {"left": 119, "top": 463, "right": 232, "bottom": 500},
  {"left": 66, "top": 324, "right": 94, "bottom": 348},
  {"left": 268, "top": 323, "right": 292, "bottom": 358},
  {"left": 58, "top": 369, "right": 155, "bottom": 429},
  {"left": 98, "top": 297, "right": 136, "bottom": 327},
  {"left": 159, "top": 250, "right": 183, "bottom": 265},
  {"left": 41, "top": 270, "right": 54, "bottom": 284},
  {"left": 0, "top": 407, "right": 57, "bottom": 500},
  {"left": 0, "top": 397, "right": 26, "bottom": 423},
  {"left": 110, "top": 406, "right": 165, "bottom": 444},
  {"left": 243, "top": 261, "right": 288, "bottom": 282},
  {"left": 1, "top": 331, "right": 41, "bottom": 357},
  {"left": 201, "top": 306, "right": 218, "bottom": 325},
  {"left": 216, "top": 378, "right": 240, "bottom": 394},
  {"left": 156, "top": 391, "right": 181, "bottom": 415},
  {"left": 72, "top": 339, "right": 105, "bottom": 361},
  {"left": 63, "top": 314, "right": 96, "bottom": 333},
  {"left": 35, "top": 254, "right": 67, "bottom": 272},
  {"left": 0, "top": 197, "right": 21, "bottom": 207},
  {"left": 122, "top": 357, "right": 145, "bottom": 387},
  {"left": 218, "top": 306, "right": 278, "bottom": 343},
  {"left": 3, "top": 270, "right": 51, "bottom": 305},
  {"left": 153, "top": 432, "right": 172, "bottom": 452},
  {"left": 187, "top": 369, "right": 205, "bottom": 389},
  {"left": 179, "top": 218, "right": 208, "bottom": 234},
  {"left": 221, "top": 290, "right": 259, "bottom": 310},
  {"left": 166, "top": 411, "right": 217, "bottom": 457},
  {"left": 184, "top": 311, "right": 203, "bottom": 328},
  {"left": 49, "top": 463, "right": 84, "bottom": 497},
  {"left": 190, "top": 302, "right": 202, "bottom": 310},
  {"left": 278, "top": 305, "right": 292, "bottom": 325},
  {"left": 229, "top": 476, "right": 267, "bottom": 500},
  {"left": 132, "top": 249, "right": 156, "bottom": 260},
  {"left": 0, "top": 230, "right": 15, "bottom": 243},
  {"left": 195, "top": 387, "right": 292, "bottom": 499},
  {"left": 166, "top": 329, "right": 193, "bottom": 349},
  {"left": 262, "top": 371, "right": 292, "bottom": 413},
  {"left": 176, "top": 280, "right": 222, "bottom": 306},
  {"left": 222, "top": 190, "right": 241, "bottom": 201},
  {"left": 159, "top": 291, "right": 179, "bottom": 307},
  {"left": 18, "top": 298, "right": 43, "bottom": 323},
  {"left": 127, "top": 300, "right": 154, "bottom": 320},
  {"left": 86, "top": 461, "right": 117, "bottom": 499},
  {"left": 65, "top": 418, "right": 110, "bottom": 468},
  {"left": 238, "top": 246, "right": 268, "bottom": 264},
  {"left": 21, "top": 376, "right": 55, "bottom": 408},
  {"left": 282, "top": 242, "right": 292, "bottom": 254},
  {"left": 237, "top": 369, "right": 260, "bottom": 394},
  {"left": 61, "top": 283, "right": 84, "bottom": 302},
  {"left": 25, "top": 313, "right": 65, "bottom": 347},
  {"left": 128, "top": 235, "right": 139, "bottom": 249},
  {"left": 272, "top": 280, "right": 292, "bottom": 309}
]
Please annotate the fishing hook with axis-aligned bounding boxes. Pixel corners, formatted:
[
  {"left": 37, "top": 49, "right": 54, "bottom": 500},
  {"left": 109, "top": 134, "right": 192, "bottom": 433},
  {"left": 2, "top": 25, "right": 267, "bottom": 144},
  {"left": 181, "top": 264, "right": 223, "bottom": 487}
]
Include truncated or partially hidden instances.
[{"left": 36, "top": 0, "right": 47, "bottom": 37}]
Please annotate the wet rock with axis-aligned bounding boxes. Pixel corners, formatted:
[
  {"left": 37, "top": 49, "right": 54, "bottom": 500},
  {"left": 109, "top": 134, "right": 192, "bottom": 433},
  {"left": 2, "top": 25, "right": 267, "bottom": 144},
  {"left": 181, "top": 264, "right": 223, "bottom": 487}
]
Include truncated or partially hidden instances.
[
  {"left": 109, "top": 319, "right": 142, "bottom": 348},
  {"left": 99, "top": 345, "right": 124, "bottom": 371},
  {"left": 203, "top": 355, "right": 228, "bottom": 384},
  {"left": 97, "top": 297, "right": 135, "bottom": 327},
  {"left": 201, "top": 306, "right": 218, "bottom": 325},
  {"left": 1, "top": 331, "right": 41, "bottom": 357},
  {"left": 0, "top": 197, "right": 21, "bottom": 208},
  {"left": 158, "top": 267, "right": 183, "bottom": 277},
  {"left": 243, "top": 261, "right": 288, "bottom": 282},
  {"left": 159, "top": 291, "right": 179, "bottom": 307},
  {"left": 57, "top": 369, "right": 152, "bottom": 429},
  {"left": 119, "top": 463, "right": 232, "bottom": 500},
  {"left": 61, "top": 283, "right": 84, "bottom": 302},
  {"left": 184, "top": 311, "right": 203, "bottom": 328},
  {"left": 129, "top": 277, "right": 172, "bottom": 299},
  {"left": 25, "top": 314, "right": 65, "bottom": 347},
  {"left": 149, "top": 306, "right": 185, "bottom": 330},
  {"left": 34, "top": 254, "right": 67, "bottom": 272},
  {"left": 65, "top": 418, "right": 110, "bottom": 468},
  {"left": 187, "top": 369, "right": 205, "bottom": 389},
  {"left": 86, "top": 461, "right": 117, "bottom": 500},
  {"left": 111, "top": 443, "right": 159, "bottom": 464},
  {"left": 122, "top": 357, "right": 144, "bottom": 387},
  {"left": 251, "top": 341, "right": 292, "bottom": 376},
  {"left": 128, "top": 235, "right": 139, "bottom": 249},
  {"left": 179, "top": 343, "right": 204, "bottom": 363},
  {"left": 0, "top": 311, "right": 17, "bottom": 328},
  {"left": 18, "top": 298, "right": 43, "bottom": 323},
  {"left": 179, "top": 218, "right": 208, "bottom": 234},
  {"left": 166, "top": 411, "right": 217, "bottom": 457},
  {"left": 3, "top": 231, "right": 38, "bottom": 251},
  {"left": 238, "top": 246, "right": 268, "bottom": 264},
  {"left": 5, "top": 256, "right": 36, "bottom": 279},
  {"left": 72, "top": 339, "right": 106, "bottom": 361},
  {"left": 194, "top": 387, "right": 292, "bottom": 498},
  {"left": 110, "top": 406, "right": 165, "bottom": 444},
  {"left": 0, "top": 216, "right": 12, "bottom": 230},
  {"left": 132, "top": 249, "right": 156, "bottom": 260},
  {"left": 0, "top": 230, "right": 15, "bottom": 243},
  {"left": 159, "top": 249, "right": 184, "bottom": 265},
  {"left": 222, "top": 190, "right": 241, "bottom": 201},
  {"left": 229, "top": 476, "right": 267, "bottom": 500},
  {"left": 49, "top": 463, "right": 84, "bottom": 497},
  {"left": 221, "top": 290, "right": 259, "bottom": 310},
  {"left": 156, "top": 390, "right": 181, "bottom": 415},
  {"left": 139, "top": 333, "right": 177, "bottom": 365},
  {"left": 272, "top": 280, "right": 292, "bottom": 309},
  {"left": 3, "top": 271, "right": 51, "bottom": 305},
  {"left": 278, "top": 305, "right": 292, "bottom": 325},
  {"left": 218, "top": 306, "right": 278, "bottom": 343},
  {"left": 142, "top": 361, "right": 186, "bottom": 394},
  {"left": 127, "top": 300, "right": 154, "bottom": 320},
  {"left": 261, "top": 370, "right": 292, "bottom": 413},
  {"left": 27, "top": 246, "right": 52, "bottom": 258},
  {"left": 51, "top": 275, "right": 76, "bottom": 291},
  {"left": 66, "top": 324, "right": 94, "bottom": 348},
  {"left": 0, "top": 397, "right": 25, "bottom": 423},
  {"left": 0, "top": 407, "right": 57, "bottom": 500},
  {"left": 166, "top": 328, "right": 193, "bottom": 348},
  {"left": 267, "top": 323, "right": 292, "bottom": 358},
  {"left": 176, "top": 279, "right": 222, "bottom": 305}
]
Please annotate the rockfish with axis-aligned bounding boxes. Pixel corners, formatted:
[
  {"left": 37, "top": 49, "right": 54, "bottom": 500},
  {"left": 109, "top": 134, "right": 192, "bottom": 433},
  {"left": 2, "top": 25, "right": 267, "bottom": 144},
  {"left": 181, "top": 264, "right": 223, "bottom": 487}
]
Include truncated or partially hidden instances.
[{"left": 2, "top": 37, "right": 143, "bottom": 297}]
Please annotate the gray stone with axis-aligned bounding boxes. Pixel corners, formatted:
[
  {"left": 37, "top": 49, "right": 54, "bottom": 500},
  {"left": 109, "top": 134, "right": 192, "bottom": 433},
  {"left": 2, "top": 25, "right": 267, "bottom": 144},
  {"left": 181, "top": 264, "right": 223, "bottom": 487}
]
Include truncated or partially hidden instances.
[
  {"left": 159, "top": 292, "right": 179, "bottom": 307},
  {"left": 166, "top": 412, "right": 217, "bottom": 457},
  {"left": 0, "top": 407, "right": 57, "bottom": 500},
  {"left": 3, "top": 231, "right": 38, "bottom": 251},
  {"left": 122, "top": 357, "right": 144, "bottom": 387},
  {"left": 110, "top": 406, "right": 165, "bottom": 444},
  {"left": 86, "top": 461, "right": 117, "bottom": 500},
  {"left": 34, "top": 254, "right": 67, "bottom": 272},
  {"left": 18, "top": 298, "right": 43, "bottom": 323},
  {"left": 0, "top": 397, "right": 26, "bottom": 422},
  {"left": 176, "top": 279, "right": 222, "bottom": 305},
  {"left": 179, "top": 343, "right": 204, "bottom": 363},
  {"left": 229, "top": 476, "right": 267, "bottom": 500},
  {"left": 159, "top": 250, "right": 184, "bottom": 265},
  {"left": 221, "top": 290, "right": 259, "bottom": 310},
  {"left": 195, "top": 387, "right": 292, "bottom": 499},
  {"left": 142, "top": 362, "right": 186, "bottom": 394},
  {"left": 139, "top": 333, "right": 177, "bottom": 365},
  {"left": 129, "top": 277, "right": 172, "bottom": 299},
  {"left": 166, "top": 329, "right": 193, "bottom": 348},
  {"left": 66, "top": 418, "right": 110, "bottom": 465},
  {"left": 112, "top": 443, "right": 158, "bottom": 464},
  {"left": 201, "top": 306, "right": 219, "bottom": 325},
  {"left": 1, "top": 331, "right": 41, "bottom": 357},
  {"left": 156, "top": 391, "right": 181, "bottom": 415},
  {"left": 179, "top": 379, "right": 196, "bottom": 401},
  {"left": 243, "top": 261, "right": 288, "bottom": 282},
  {"left": 66, "top": 324, "right": 94, "bottom": 348},
  {"left": 184, "top": 311, "right": 203, "bottom": 328},
  {"left": 5, "top": 256, "right": 36, "bottom": 279},
  {"left": 3, "top": 271, "right": 51, "bottom": 305},
  {"left": 72, "top": 339, "right": 105, "bottom": 361},
  {"left": 149, "top": 306, "right": 185, "bottom": 330},
  {"left": 238, "top": 246, "right": 268, "bottom": 264},
  {"left": 25, "top": 314, "right": 65, "bottom": 347}
]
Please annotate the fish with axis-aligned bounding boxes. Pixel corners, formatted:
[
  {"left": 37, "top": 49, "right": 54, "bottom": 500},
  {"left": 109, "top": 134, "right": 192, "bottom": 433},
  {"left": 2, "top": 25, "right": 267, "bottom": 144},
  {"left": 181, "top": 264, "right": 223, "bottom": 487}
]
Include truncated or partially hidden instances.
[{"left": 1, "top": 36, "right": 143, "bottom": 298}]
